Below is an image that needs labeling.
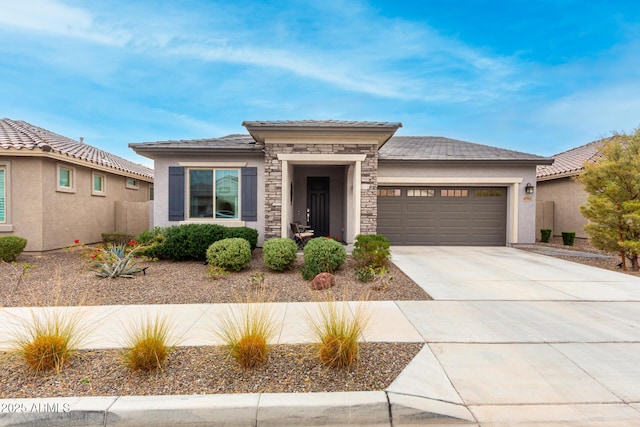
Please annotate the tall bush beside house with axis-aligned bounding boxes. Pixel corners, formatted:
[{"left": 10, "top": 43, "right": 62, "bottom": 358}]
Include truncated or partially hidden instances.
[
  {"left": 0, "top": 236, "right": 27, "bottom": 262},
  {"left": 301, "top": 237, "right": 347, "bottom": 280},
  {"left": 577, "top": 127, "right": 640, "bottom": 270},
  {"left": 223, "top": 227, "right": 259, "bottom": 250},
  {"left": 352, "top": 234, "right": 391, "bottom": 269},
  {"left": 263, "top": 238, "right": 298, "bottom": 271},
  {"left": 206, "top": 238, "right": 252, "bottom": 271},
  {"left": 160, "top": 224, "right": 225, "bottom": 260}
]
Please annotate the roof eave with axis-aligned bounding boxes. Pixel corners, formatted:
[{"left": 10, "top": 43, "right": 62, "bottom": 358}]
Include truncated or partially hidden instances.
[
  {"left": 536, "top": 170, "right": 582, "bottom": 181},
  {"left": 379, "top": 157, "right": 554, "bottom": 166},
  {"left": 129, "top": 145, "right": 264, "bottom": 159}
]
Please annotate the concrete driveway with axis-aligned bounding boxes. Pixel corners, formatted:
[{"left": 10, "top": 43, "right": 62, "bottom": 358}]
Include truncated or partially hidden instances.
[{"left": 390, "top": 246, "right": 640, "bottom": 426}]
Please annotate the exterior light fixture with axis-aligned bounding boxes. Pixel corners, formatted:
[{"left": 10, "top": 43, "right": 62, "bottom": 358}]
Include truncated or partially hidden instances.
[{"left": 525, "top": 183, "right": 535, "bottom": 194}]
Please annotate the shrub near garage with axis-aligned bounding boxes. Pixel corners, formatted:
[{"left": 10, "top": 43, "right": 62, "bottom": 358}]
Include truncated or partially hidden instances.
[
  {"left": 263, "top": 238, "right": 298, "bottom": 271},
  {"left": 206, "top": 238, "right": 252, "bottom": 271},
  {"left": 352, "top": 234, "right": 391, "bottom": 269},
  {"left": 301, "top": 237, "right": 347, "bottom": 280},
  {"left": 0, "top": 236, "right": 27, "bottom": 262}
]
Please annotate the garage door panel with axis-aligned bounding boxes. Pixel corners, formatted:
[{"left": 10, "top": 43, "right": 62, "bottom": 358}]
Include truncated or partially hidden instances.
[{"left": 377, "top": 186, "right": 506, "bottom": 246}]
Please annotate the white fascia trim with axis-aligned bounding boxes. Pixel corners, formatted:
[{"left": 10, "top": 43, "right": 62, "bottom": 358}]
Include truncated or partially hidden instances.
[
  {"left": 378, "top": 177, "right": 524, "bottom": 185},
  {"left": 178, "top": 162, "right": 248, "bottom": 167},
  {"left": 277, "top": 154, "right": 367, "bottom": 164},
  {"left": 266, "top": 137, "right": 379, "bottom": 145}
]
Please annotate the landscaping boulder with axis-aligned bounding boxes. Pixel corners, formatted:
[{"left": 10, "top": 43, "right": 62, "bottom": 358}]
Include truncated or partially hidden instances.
[{"left": 310, "top": 272, "right": 335, "bottom": 290}]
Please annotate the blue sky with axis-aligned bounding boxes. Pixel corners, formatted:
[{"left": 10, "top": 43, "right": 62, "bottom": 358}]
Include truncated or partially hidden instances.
[{"left": 1, "top": 0, "right": 639, "bottom": 168}]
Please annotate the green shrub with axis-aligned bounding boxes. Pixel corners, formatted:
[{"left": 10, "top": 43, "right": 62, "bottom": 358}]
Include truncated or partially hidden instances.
[
  {"left": 263, "top": 238, "right": 298, "bottom": 271},
  {"left": 223, "top": 227, "right": 259, "bottom": 250},
  {"left": 161, "top": 224, "right": 225, "bottom": 260},
  {"left": 0, "top": 236, "right": 27, "bottom": 262},
  {"left": 206, "top": 238, "right": 252, "bottom": 271},
  {"left": 540, "top": 229, "right": 552, "bottom": 243},
  {"left": 562, "top": 231, "right": 576, "bottom": 246},
  {"left": 352, "top": 234, "right": 390, "bottom": 269},
  {"left": 135, "top": 227, "right": 166, "bottom": 245},
  {"left": 301, "top": 237, "right": 347, "bottom": 280},
  {"left": 101, "top": 232, "right": 134, "bottom": 245}
]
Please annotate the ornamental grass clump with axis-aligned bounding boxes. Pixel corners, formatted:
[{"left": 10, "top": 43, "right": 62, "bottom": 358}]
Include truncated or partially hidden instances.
[
  {"left": 301, "top": 237, "right": 347, "bottom": 280},
  {"left": 307, "top": 301, "right": 370, "bottom": 368},
  {"left": 263, "top": 237, "right": 298, "bottom": 271},
  {"left": 206, "top": 238, "right": 252, "bottom": 271},
  {"left": 12, "top": 309, "right": 85, "bottom": 373},
  {"left": 216, "top": 295, "right": 278, "bottom": 369},
  {"left": 122, "top": 314, "right": 175, "bottom": 371}
]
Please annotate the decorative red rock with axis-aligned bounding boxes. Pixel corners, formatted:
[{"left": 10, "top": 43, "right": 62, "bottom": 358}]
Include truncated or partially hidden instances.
[{"left": 310, "top": 272, "right": 336, "bottom": 290}]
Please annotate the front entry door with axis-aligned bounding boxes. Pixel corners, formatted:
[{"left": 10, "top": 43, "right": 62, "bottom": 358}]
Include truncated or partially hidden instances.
[{"left": 307, "top": 177, "right": 330, "bottom": 237}]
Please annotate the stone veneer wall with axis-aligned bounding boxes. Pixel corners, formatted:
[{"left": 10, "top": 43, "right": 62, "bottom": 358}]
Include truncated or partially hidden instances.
[{"left": 263, "top": 143, "right": 378, "bottom": 240}]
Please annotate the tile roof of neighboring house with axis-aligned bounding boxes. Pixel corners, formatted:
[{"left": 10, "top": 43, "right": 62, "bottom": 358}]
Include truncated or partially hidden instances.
[
  {"left": 129, "top": 134, "right": 261, "bottom": 152},
  {"left": 536, "top": 139, "right": 606, "bottom": 179},
  {"left": 241, "top": 120, "right": 402, "bottom": 128},
  {"left": 0, "top": 118, "right": 153, "bottom": 179},
  {"left": 380, "top": 136, "right": 553, "bottom": 163}
]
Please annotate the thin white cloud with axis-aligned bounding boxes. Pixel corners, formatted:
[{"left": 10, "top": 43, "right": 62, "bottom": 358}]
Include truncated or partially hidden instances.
[
  {"left": 0, "top": 0, "right": 525, "bottom": 104},
  {"left": 0, "top": 0, "right": 130, "bottom": 46}
]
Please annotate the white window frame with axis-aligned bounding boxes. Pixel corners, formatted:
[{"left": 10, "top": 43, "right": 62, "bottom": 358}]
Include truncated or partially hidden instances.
[
  {"left": 125, "top": 177, "right": 139, "bottom": 190},
  {"left": 0, "top": 161, "right": 12, "bottom": 232},
  {"left": 187, "top": 167, "right": 241, "bottom": 221},
  {"left": 56, "top": 164, "right": 76, "bottom": 193},
  {"left": 92, "top": 171, "right": 106, "bottom": 196}
]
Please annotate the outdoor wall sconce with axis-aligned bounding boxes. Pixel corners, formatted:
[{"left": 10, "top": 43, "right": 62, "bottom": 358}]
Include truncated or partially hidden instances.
[{"left": 525, "top": 183, "right": 535, "bottom": 194}]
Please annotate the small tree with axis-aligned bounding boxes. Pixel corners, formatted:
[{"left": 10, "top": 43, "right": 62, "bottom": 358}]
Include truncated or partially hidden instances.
[{"left": 577, "top": 128, "right": 640, "bottom": 270}]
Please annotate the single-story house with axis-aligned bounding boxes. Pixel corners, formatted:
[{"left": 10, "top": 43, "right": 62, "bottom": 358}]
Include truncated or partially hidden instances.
[
  {"left": 130, "top": 120, "right": 553, "bottom": 246},
  {"left": 0, "top": 118, "right": 154, "bottom": 252},
  {"left": 536, "top": 139, "right": 605, "bottom": 239}
]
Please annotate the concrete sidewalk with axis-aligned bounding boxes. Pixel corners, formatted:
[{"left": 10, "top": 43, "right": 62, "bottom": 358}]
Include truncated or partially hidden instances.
[{"left": 2, "top": 246, "right": 640, "bottom": 426}]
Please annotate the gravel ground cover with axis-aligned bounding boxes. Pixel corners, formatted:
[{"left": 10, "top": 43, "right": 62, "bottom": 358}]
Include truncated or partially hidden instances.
[
  {"left": 520, "top": 237, "right": 640, "bottom": 278},
  {"left": 0, "top": 343, "right": 423, "bottom": 398},
  {"left": 0, "top": 247, "right": 427, "bottom": 398},
  {"left": 0, "top": 249, "right": 431, "bottom": 307}
]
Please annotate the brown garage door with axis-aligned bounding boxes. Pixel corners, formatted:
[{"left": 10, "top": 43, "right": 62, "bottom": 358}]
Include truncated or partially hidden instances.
[{"left": 377, "top": 187, "right": 506, "bottom": 246}]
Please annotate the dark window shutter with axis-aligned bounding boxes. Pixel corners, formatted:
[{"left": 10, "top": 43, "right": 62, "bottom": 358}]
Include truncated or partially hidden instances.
[
  {"left": 168, "top": 166, "right": 185, "bottom": 221},
  {"left": 241, "top": 167, "right": 257, "bottom": 221}
]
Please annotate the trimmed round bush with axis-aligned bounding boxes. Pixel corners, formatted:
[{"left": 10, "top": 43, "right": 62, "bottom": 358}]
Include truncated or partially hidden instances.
[
  {"left": 162, "top": 224, "right": 225, "bottom": 261},
  {"left": 263, "top": 238, "right": 298, "bottom": 271},
  {"left": 352, "top": 234, "right": 391, "bottom": 269},
  {"left": 206, "top": 238, "right": 252, "bottom": 271},
  {"left": 0, "top": 236, "right": 28, "bottom": 262},
  {"left": 301, "top": 237, "right": 347, "bottom": 280}
]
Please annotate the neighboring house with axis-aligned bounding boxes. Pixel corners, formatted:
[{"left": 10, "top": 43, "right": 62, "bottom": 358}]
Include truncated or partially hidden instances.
[
  {"left": 130, "top": 120, "right": 553, "bottom": 247},
  {"left": 0, "top": 118, "right": 154, "bottom": 252},
  {"left": 536, "top": 139, "right": 605, "bottom": 239}
]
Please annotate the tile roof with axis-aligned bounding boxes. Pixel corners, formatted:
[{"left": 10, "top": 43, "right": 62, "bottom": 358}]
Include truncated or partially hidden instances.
[
  {"left": 536, "top": 139, "right": 605, "bottom": 179},
  {"left": 0, "top": 118, "right": 153, "bottom": 179},
  {"left": 129, "top": 134, "right": 260, "bottom": 151},
  {"left": 380, "top": 136, "right": 552, "bottom": 163},
  {"left": 242, "top": 120, "right": 401, "bottom": 128}
]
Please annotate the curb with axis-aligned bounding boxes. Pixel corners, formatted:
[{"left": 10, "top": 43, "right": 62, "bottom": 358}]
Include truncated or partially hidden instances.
[{"left": 0, "top": 391, "right": 475, "bottom": 426}]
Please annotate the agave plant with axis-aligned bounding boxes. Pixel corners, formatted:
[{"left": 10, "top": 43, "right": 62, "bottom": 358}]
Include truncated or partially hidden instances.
[{"left": 92, "top": 244, "right": 143, "bottom": 278}]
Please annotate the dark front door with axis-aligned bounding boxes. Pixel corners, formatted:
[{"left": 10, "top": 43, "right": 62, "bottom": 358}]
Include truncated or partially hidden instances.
[{"left": 307, "top": 177, "right": 330, "bottom": 237}]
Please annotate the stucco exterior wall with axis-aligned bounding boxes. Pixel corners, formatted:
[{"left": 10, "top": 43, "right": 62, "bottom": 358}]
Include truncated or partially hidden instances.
[
  {"left": 152, "top": 155, "right": 265, "bottom": 245},
  {"left": 378, "top": 162, "right": 539, "bottom": 244},
  {"left": 1, "top": 156, "right": 151, "bottom": 252},
  {"left": 536, "top": 177, "right": 588, "bottom": 239}
]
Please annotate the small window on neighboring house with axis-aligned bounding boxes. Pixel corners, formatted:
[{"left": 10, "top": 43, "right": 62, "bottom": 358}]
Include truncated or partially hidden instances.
[
  {"left": 56, "top": 164, "right": 76, "bottom": 193},
  {"left": 149, "top": 185, "right": 154, "bottom": 201},
  {"left": 0, "top": 167, "right": 5, "bottom": 223},
  {"left": 126, "top": 178, "right": 139, "bottom": 189},
  {"left": 92, "top": 172, "right": 106, "bottom": 196}
]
